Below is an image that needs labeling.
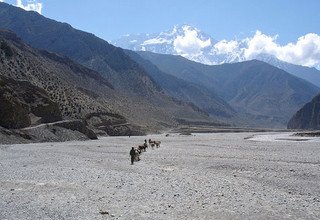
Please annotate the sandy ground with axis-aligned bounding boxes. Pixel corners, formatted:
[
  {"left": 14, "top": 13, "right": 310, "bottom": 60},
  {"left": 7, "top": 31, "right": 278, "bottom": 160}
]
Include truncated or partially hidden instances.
[{"left": 0, "top": 132, "right": 320, "bottom": 220}]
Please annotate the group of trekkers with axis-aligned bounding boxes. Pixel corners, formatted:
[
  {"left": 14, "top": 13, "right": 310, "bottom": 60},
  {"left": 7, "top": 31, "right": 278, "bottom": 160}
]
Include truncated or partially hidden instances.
[{"left": 130, "top": 139, "right": 161, "bottom": 165}]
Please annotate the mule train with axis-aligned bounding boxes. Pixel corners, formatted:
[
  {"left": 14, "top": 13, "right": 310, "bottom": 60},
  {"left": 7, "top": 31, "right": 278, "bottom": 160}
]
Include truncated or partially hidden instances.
[
  {"left": 148, "top": 139, "right": 161, "bottom": 148},
  {"left": 131, "top": 139, "right": 161, "bottom": 164}
]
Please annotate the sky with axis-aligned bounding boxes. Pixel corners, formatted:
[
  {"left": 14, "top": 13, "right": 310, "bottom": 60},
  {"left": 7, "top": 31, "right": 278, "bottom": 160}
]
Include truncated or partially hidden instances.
[{"left": 1, "top": 0, "right": 320, "bottom": 68}]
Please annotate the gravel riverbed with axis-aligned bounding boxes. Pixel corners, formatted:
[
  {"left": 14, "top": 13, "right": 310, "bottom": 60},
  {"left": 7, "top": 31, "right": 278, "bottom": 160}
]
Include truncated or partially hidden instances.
[{"left": 1, "top": 132, "right": 319, "bottom": 219}]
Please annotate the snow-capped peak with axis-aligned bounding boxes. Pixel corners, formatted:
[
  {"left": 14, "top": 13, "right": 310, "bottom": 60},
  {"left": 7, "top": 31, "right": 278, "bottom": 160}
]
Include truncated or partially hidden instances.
[
  {"left": 111, "top": 24, "right": 217, "bottom": 64},
  {"left": 111, "top": 25, "right": 320, "bottom": 69}
]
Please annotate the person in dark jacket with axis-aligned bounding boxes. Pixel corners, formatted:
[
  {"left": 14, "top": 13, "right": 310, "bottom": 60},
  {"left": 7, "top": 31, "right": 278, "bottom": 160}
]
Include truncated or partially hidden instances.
[{"left": 130, "top": 147, "right": 135, "bottom": 165}]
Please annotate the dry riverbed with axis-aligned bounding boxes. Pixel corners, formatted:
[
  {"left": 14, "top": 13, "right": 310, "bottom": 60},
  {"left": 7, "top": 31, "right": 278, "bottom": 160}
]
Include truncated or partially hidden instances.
[{"left": 1, "top": 132, "right": 320, "bottom": 219}]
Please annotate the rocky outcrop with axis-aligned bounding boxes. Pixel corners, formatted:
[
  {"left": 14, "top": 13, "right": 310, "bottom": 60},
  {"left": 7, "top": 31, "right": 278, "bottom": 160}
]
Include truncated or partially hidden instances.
[
  {"left": 18, "top": 120, "right": 97, "bottom": 143},
  {"left": 53, "top": 120, "right": 97, "bottom": 140},
  {"left": 288, "top": 94, "right": 320, "bottom": 130},
  {"left": 85, "top": 112, "right": 145, "bottom": 136},
  {"left": 0, "top": 120, "right": 98, "bottom": 144},
  {"left": 0, "top": 75, "right": 62, "bottom": 129}
]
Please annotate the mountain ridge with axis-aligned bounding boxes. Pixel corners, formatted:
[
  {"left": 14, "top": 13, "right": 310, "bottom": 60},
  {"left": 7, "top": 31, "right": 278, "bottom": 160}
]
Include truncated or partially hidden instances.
[
  {"left": 137, "top": 51, "right": 320, "bottom": 128},
  {"left": 113, "top": 24, "right": 320, "bottom": 87},
  {"left": 124, "top": 49, "right": 235, "bottom": 120}
]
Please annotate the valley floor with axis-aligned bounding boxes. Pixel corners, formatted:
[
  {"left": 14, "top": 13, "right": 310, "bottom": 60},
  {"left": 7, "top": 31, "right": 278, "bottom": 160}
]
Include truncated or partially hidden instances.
[{"left": 0, "top": 132, "right": 320, "bottom": 219}]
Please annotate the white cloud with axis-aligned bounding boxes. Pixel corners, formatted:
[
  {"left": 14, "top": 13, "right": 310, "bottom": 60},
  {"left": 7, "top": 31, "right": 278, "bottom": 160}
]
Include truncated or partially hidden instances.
[
  {"left": 245, "top": 31, "right": 320, "bottom": 67},
  {"left": 214, "top": 40, "right": 241, "bottom": 55},
  {"left": 16, "top": 0, "right": 43, "bottom": 14},
  {"left": 243, "top": 31, "right": 278, "bottom": 59},
  {"left": 279, "top": 33, "right": 320, "bottom": 67},
  {"left": 213, "top": 31, "right": 320, "bottom": 68},
  {"left": 173, "top": 25, "right": 211, "bottom": 57}
]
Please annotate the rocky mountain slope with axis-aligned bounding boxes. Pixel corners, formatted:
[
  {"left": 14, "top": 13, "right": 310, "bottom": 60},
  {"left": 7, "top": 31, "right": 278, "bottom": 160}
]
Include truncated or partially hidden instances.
[
  {"left": 0, "top": 5, "right": 166, "bottom": 99},
  {"left": 0, "top": 29, "right": 139, "bottom": 137},
  {"left": 0, "top": 2, "right": 157, "bottom": 97},
  {"left": 137, "top": 51, "right": 320, "bottom": 127},
  {"left": 0, "top": 29, "right": 212, "bottom": 142},
  {"left": 0, "top": 74, "right": 61, "bottom": 129},
  {"left": 287, "top": 93, "right": 320, "bottom": 130},
  {"left": 0, "top": 3, "right": 218, "bottom": 136}
]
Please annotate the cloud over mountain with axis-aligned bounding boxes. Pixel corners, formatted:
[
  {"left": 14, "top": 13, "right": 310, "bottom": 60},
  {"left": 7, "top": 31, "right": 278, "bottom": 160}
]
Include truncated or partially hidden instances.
[
  {"left": 16, "top": 0, "right": 42, "bottom": 14},
  {"left": 224, "top": 31, "right": 320, "bottom": 68},
  {"left": 1, "top": 0, "right": 42, "bottom": 14},
  {"left": 113, "top": 25, "right": 320, "bottom": 69},
  {"left": 208, "top": 30, "right": 320, "bottom": 68},
  {"left": 173, "top": 25, "right": 211, "bottom": 57}
]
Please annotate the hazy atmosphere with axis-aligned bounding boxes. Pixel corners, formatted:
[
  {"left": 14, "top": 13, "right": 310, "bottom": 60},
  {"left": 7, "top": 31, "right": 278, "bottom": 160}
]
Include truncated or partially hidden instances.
[{"left": 0, "top": 1, "right": 320, "bottom": 219}]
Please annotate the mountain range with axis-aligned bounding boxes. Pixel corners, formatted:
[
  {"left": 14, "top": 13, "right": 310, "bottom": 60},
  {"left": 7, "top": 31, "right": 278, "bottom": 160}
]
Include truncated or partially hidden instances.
[
  {"left": 112, "top": 25, "right": 219, "bottom": 65},
  {"left": 113, "top": 25, "right": 320, "bottom": 88},
  {"left": 0, "top": 2, "right": 218, "bottom": 139},
  {"left": 137, "top": 51, "right": 320, "bottom": 127},
  {"left": 0, "top": 2, "right": 319, "bottom": 138}
]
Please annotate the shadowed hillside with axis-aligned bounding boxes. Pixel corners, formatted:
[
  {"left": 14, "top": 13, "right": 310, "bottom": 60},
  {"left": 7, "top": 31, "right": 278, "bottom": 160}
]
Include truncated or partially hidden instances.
[
  {"left": 0, "top": 75, "right": 61, "bottom": 129},
  {"left": 0, "top": 3, "right": 219, "bottom": 132},
  {"left": 138, "top": 51, "right": 320, "bottom": 128},
  {"left": 124, "top": 49, "right": 235, "bottom": 120},
  {"left": 0, "top": 29, "right": 144, "bottom": 137},
  {"left": 288, "top": 93, "right": 320, "bottom": 130}
]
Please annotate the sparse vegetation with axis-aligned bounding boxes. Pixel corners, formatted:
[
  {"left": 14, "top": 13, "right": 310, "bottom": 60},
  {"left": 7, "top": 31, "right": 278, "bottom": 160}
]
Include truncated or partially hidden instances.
[
  {"left": 0, "top": 41, "right": 14, "bottom": 58},
  {"left": 0, "top": 91, "right": 31, "bottom": 129},
  {"left": 0, "top": 79, "right": 5, "bottom": 86}
]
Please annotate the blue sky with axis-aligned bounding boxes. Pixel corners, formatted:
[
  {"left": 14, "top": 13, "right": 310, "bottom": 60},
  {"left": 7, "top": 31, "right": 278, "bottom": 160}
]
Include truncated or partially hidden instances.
[{"left": 2, "top": 0, "right": 320, "bottom": 43}]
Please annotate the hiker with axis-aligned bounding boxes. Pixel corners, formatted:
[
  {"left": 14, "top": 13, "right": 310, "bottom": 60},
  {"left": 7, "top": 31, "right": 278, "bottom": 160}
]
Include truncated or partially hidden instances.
[{"left": 130, "top": 147, "right": 135, "bottom": 165}]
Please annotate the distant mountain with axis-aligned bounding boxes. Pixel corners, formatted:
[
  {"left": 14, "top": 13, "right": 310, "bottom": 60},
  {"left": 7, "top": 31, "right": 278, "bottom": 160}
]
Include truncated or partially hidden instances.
[
  {"left": 0, "top": 3, "right": 217, "bottom": 131},
  {"left": 112, "top": 24, "right": 230, "bottom": 65},
  {"left": 124, "top": 49, "right": 235, "bottom": 120},
  {"left": 113, "top": 25, "right": 320, "bottom": 88},
  {"left": 137, "top": 51, "right": 320, "bottom": 128},
  {"left": 113, "top": 25, "right": 212, "bottom": 56},
  {"left": 288, "top": 93, "right": 320, "bottom": 130}
]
